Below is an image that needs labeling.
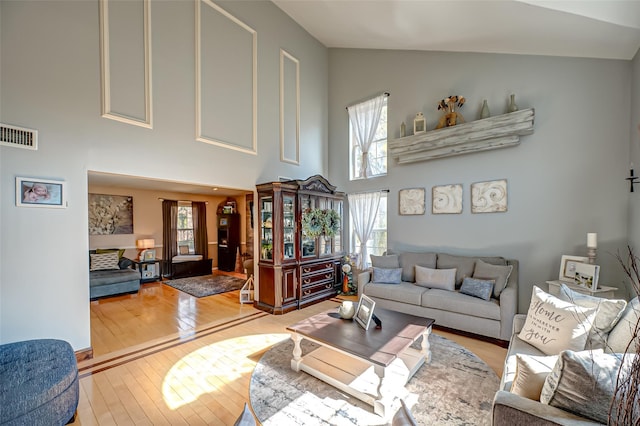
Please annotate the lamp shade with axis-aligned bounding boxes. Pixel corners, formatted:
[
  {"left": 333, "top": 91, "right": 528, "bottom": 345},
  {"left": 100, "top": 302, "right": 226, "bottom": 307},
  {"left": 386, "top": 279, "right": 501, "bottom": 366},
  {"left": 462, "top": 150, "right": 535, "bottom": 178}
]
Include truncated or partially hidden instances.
[{"left": 136, "top": 239, "right": 155, "bottom": 249}]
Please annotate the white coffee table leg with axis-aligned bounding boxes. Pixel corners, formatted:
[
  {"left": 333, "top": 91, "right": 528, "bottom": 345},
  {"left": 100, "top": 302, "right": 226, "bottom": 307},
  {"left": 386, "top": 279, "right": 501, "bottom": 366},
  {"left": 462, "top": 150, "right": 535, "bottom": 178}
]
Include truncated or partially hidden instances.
[
  {"left": 290, "top": 333, "right": 303, "bottom": 372},
  {"left": 422, "top": 325, "right": 432, "bottom": 363}
]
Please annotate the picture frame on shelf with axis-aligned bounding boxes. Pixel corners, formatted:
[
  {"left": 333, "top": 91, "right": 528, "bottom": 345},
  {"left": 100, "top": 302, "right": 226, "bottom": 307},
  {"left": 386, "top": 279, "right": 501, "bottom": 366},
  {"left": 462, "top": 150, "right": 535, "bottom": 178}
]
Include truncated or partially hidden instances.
[
  {"left": 142, "top": 249, "right": 156, "bottom": 261},
  {"left": 355, "top": 295, "right": 376, "bottom": 330},
  {"left": 574, "top": 263, "right": 600, "bottom": 291},
  {"left": 558, "top": 255, "right": 589, "bottom": 282},
  {"left": 16, "top": 176, "right": 66, "bottom": 208}
]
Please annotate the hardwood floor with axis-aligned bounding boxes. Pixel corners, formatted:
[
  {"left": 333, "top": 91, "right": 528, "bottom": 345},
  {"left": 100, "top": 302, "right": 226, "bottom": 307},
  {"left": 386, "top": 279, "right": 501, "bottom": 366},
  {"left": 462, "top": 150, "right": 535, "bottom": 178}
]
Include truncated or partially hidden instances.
[{"left": 77, "top": 276, "right": 506, "bottom": 425}]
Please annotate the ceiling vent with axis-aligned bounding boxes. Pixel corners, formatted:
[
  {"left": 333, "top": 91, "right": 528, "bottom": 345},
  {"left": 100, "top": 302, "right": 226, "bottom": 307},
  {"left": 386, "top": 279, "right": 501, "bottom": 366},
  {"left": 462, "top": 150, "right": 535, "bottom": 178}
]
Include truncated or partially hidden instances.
[{"left": 0, "top": 123, "right": 38, "bottom": 150}]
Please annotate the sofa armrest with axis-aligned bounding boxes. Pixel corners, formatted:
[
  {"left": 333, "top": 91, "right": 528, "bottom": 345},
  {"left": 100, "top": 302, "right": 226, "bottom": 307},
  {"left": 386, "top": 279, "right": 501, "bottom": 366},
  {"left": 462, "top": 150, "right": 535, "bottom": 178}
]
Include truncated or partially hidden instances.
[
  {"left": 358, "top": 270, "right": 371, "bottom": 296},
  {"left": 119, "top": 257, "right": 134, "bottom": 270},
  {"left": 492, "top": 390, "right": 599, "bottom": 426},
  {"left": 512, "top": 314, "right": 527, "bottom": 335},
  {"left": 499, "top": 285, "right": 517, "bottom": 341}
]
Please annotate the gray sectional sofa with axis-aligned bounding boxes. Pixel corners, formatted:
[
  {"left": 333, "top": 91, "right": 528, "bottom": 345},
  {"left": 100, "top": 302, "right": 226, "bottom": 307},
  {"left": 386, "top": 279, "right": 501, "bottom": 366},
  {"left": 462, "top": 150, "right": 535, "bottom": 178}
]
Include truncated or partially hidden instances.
[
  {"left": 89, "top": 250, "right": 140, "bottom": 300},
  {"left": 358, "top": 251, "right": 518, "bottom": 341}
]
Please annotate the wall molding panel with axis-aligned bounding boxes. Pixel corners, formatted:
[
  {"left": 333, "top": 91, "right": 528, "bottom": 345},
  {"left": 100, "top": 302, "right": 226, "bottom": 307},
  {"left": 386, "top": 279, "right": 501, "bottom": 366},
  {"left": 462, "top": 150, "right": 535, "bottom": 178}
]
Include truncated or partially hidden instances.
[
  {"left": 99, "top": 0, "right": 153, "bottom": 128},
  {"left": 280, "top": 49, "right": 300, "bottom": 165},
  {"left": 196, "top": 0, "right": 257, "bottom": 155}
]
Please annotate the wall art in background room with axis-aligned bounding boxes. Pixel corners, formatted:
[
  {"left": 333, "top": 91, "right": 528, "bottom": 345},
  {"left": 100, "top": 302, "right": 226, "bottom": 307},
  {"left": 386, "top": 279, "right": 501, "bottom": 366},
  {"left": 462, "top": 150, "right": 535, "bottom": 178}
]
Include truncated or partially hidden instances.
[
  {"left": 432, "top": 184, "right": 463, "bottom": 214},
  {"left": 471, "top": 179, "right": 508, "bottom": 213},
  {"left": 88, "top": 193, "right": 133, "bottom": 235},
  {"left": 16, "top": 176, "right": 66, "bottom": 208},
  {"left": 399, "top": 188, "right": 425, "bottom": 215}
]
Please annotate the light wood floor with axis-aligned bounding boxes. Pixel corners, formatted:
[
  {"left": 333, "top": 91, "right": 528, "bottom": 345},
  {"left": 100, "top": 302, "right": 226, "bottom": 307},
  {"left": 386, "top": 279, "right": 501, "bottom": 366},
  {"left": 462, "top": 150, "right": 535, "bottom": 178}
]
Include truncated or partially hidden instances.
[{"left": 76, "top": 276, "right": 507, "bottom": 425}]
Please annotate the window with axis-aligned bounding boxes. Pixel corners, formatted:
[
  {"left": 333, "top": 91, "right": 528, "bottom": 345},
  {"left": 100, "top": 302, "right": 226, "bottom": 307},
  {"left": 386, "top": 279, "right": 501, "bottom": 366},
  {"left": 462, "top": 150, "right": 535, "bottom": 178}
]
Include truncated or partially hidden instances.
[
  {"left": 177, "top": 202, "right": 194, "bottom": 254},
  {"left": 350, "top": 192, "right": 387, "bottom": 267},
  {"left": 349, "top": 96, "right": 387, "bottom": 180}
]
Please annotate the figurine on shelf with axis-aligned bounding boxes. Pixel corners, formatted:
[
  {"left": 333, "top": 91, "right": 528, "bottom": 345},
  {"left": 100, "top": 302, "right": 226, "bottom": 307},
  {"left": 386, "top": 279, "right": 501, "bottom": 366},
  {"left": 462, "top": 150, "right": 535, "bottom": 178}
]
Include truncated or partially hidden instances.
[
  {"left": 413, "top": 113, "right": 426, "bottom": 134},
  {"left": 436, "top": 95, "right": 466, "bottom": 129}
]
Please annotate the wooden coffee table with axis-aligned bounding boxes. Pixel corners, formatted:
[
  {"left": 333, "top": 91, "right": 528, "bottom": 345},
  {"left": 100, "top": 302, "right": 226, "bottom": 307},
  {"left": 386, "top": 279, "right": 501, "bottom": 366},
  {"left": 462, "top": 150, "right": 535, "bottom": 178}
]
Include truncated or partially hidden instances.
[{"left": 286, "top": 306, "right": 434, "bottom": 420}]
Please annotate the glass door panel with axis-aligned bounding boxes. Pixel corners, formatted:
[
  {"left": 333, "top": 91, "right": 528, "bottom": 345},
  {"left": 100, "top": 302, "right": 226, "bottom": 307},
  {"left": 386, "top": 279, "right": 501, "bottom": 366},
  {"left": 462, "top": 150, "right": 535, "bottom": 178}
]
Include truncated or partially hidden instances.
[
  {"left": 283, "top": 195, "right": 295, "bottom": 260},
  {"left": 260, "top": 196, "right": 273, "bottom": 260},
  {"left": 300, "top": 195, "right": 316, "bottom": 258}
]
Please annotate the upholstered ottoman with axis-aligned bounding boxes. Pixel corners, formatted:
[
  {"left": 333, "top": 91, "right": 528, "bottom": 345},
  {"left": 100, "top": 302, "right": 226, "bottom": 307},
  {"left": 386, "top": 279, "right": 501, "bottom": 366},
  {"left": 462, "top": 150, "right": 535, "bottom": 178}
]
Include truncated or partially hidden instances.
[{"left": 0, "top": 339, "right": 79, "bottom": 425}]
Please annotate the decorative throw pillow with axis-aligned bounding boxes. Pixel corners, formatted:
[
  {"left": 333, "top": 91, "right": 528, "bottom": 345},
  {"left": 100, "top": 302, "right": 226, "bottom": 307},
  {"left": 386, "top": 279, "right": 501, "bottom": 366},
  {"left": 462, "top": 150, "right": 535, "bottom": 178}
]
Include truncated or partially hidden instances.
[
  {"left": 557, "top": 283, "right": 627, "bottom": 350},
  {"left": 473, "top": 259, "right": 513, "bottom": 298},
  {"left": 436, "top": 254, "right": 476, "bottom": 286},
  {"left": 370, "top": 254, "right": 400, "bottom": 269},
  {"left": 510, "top": 354, "right": 559, "bottom": 400},
  {"left": 540, "top": 350, "right": 631, "bottom": 424},
  {"left": 606, "top": 297, "right": 640, "bottom": 354},
  {"left": 95, "top": 248, "right": 125, "bottom": 259},
  {"left": 398, "top": 251, "right": 437, "bottom": 282},
  {"left": 459, "top": 277, "right": 495, "bottom": 301},
  {"left": 518, "top": 286, "right": 597, "bottom": 355},
  {"left": 372, "top": 267, "right": 402, "bottom": 284},
  {"left": 90, "top": 252, "right": 120, "bottom": 271},
  {"left": 414, "top": 265, "right": 456, "bottom": 291}
]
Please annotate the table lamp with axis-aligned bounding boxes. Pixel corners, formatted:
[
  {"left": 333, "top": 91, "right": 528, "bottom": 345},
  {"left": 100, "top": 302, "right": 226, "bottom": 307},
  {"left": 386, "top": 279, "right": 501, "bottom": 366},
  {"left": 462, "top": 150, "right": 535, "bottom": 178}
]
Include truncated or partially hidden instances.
[{"left": 136, "top": 238, "right": 155, "bottom": 259}]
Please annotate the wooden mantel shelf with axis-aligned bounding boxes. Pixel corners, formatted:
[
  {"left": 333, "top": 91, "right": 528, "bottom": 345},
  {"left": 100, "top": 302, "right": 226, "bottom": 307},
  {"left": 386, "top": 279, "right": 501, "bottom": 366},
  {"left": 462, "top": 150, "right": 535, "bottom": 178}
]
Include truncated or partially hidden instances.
[{"left": 389, "top": 108, "right": 535, "bottom": 164}]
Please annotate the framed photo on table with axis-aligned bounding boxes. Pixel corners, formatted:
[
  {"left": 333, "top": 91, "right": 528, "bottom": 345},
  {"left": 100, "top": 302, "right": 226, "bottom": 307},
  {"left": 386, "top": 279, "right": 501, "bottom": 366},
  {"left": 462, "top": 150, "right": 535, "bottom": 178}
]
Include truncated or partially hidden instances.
[
  {"left": 355, "top": 295, "right": 376, "bottom": 330},
  {"left": 558, "top": 255, "right": 589, "bottom": 282},
  {"left": 574, "top": 263, "right": 600, "bottom": 291}
]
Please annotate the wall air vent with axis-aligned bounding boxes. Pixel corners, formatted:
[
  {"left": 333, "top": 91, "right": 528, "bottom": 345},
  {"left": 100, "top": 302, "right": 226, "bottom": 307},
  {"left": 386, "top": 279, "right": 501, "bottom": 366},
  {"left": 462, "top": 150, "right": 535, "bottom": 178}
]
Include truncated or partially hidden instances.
[{"left": 0, "top": 123, "right": 38, "bottom": 150}]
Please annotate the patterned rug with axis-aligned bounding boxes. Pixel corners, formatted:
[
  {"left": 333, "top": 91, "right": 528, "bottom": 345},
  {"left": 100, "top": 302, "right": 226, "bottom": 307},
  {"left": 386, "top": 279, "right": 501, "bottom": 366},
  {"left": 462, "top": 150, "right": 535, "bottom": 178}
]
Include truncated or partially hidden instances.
[
  {"left": 163, "top": 274, "right": 246, "bottom": 298},
  {"left": 250, "top": 334, "right": 499, "bottom": 425}
]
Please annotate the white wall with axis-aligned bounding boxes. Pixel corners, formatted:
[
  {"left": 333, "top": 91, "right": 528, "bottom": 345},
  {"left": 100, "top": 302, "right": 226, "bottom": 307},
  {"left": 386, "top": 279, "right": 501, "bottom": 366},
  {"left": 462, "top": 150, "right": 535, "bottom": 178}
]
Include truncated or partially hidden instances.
[
  {"left": 629, "top": 48, "right": 640, "bottom": 288},
  {"left": 0, "top": 0, "right": 328, "bottom": 349},
  {"left": 329, "top": 49, "right": 632, "bottom": 313}
]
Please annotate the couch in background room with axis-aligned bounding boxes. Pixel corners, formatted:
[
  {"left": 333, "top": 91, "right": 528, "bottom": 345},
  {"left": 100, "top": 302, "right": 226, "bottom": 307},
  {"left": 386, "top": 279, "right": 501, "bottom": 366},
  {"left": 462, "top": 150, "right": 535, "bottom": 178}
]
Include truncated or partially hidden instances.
[
  {"left": 358, "top": 251, "right": 518, "bottom": 341},
  {"left": 493, "top": 284, "right": 639, "bottom": 425},
  {"left": 89, "top": 249, "right": 140, "bottom": 300}
]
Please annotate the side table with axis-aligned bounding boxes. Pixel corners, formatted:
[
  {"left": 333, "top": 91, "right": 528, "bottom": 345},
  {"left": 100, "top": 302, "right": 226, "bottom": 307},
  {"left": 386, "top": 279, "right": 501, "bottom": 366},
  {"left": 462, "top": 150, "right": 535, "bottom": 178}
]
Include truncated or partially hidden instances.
[
  {"left": 546, "top": 280, "right": 617, "bottom": 299},
  {"left": 133, "top": 259, "right": 162, "bottom": 283}
]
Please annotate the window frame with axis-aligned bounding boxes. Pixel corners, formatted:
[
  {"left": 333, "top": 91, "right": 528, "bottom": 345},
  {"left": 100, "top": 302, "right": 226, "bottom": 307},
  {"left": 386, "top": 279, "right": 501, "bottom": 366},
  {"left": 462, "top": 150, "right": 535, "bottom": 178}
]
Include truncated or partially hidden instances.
[
  {"left": 349, "top": 192, "right": 387, "bottom": 267},
  {"left": 177, "top": 202, "right": 195, "bottom": 254},
  {"left": 349, "top": 97, "right": 388, "bottom": 180}
]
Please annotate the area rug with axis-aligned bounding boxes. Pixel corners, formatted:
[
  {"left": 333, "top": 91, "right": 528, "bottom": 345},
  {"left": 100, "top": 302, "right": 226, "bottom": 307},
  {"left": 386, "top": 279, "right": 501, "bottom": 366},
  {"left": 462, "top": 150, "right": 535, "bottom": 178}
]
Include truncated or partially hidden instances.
[
  {"left": 163, "top": 274, "right": 246, "bottom": 298},
  {"left": 250, "top": 334, "right": 499, "bottom": 425}
]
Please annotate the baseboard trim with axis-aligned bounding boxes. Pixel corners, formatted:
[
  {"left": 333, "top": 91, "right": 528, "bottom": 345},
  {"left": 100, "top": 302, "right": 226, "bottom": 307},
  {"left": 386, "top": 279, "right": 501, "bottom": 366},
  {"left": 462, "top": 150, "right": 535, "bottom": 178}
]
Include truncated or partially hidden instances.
[{"left": 75, "top": 346, "right": 93, "bottom": 362}]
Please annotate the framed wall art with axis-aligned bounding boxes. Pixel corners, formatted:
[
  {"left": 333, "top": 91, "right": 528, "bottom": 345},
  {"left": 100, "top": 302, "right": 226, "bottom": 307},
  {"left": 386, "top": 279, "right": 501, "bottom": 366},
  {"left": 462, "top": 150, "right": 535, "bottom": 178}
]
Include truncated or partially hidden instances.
[
  {"left": 432, "top": 184, "right": 462, "bottom": 214},
  {"left": 88, "top": 193, "right": 134, "bottom": 235},
  {"left": 399, "top": 188, "right": 425, "bottom": 215},
  {"left": 558, "top": 255, "right": 589, "bottom": 282},
  {"left": 16, "top": 177, "right": 66, "bottom": 208},
  {"left": 471, "top": 179, "right": 508, "bottom": 213}
]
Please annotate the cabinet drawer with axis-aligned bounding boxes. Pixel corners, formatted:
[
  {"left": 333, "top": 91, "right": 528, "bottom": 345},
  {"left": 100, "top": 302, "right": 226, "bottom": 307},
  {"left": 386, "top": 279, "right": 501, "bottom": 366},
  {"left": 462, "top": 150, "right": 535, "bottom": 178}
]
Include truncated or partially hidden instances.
[
  {"left": 300, "top": 262, "right": 334, "bottom": 276},
  {"left": 300, "top": 281, "right": 334, "bottom": 299},
  {"left": 301, "top": 270, "right": 334, "bottom": 287}
]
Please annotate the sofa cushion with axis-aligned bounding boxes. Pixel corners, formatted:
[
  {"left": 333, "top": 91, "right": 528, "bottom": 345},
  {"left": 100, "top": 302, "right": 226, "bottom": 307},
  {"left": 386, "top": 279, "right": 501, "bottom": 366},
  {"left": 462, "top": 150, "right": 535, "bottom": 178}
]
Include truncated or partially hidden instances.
[
  {"left": 436, "top": 254, "right": 476, "bottom": 286},
  {"left": 414, "top": 265, "right": 456, "bottom": 291},
  {"left": 90, "top": 252, "right": 119, "bottom": 271},
  {"left": 518, "top": 286, "right": 597, "bottom": 356},
  {"left": 421, "top": 288, "right": 501, "bottom": 320},
  {"left": 473, "top": 259, "right": 513, "bottom": 298},
  {"left": 502, "top": 335, "right": 549, "bottom": 392},
  {"left": 556, "top": 283, "right": 627, "bottom": 350},
  {"left": 370, "top": 254, "right": 399, "bottom": 269},
  {"left": 460, "top": 277, "right": 495, "bottom": 301},
  {"left": 540, "top": 350, "right": 632, "bottom": 424},
  {"left": 606, "top": 296, "right": 640, "bottom": 353},
  {"left": 398, "top": 251, "right": 437, "bottom": 282},
  {"left": 372, "top": 267, "right": 402, "bottom": 284},
  {"left": 364, "top": 282, "right": 425, "bottom": 306},
  {"left": 510, "top": 353, "right": 559, "bottom": 400}
]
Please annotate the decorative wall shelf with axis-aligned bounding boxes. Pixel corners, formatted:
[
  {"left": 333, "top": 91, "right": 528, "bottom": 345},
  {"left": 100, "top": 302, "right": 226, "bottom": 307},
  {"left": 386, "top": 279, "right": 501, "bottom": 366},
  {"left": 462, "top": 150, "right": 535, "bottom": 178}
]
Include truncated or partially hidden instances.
[{"left": 389, "top": 108, "right": 535, "bottom": 164}]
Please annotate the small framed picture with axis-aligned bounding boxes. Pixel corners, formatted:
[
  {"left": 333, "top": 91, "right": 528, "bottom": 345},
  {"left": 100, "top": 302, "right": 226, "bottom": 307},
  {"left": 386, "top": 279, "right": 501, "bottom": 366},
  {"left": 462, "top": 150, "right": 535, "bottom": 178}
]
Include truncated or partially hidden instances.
[
  {"left": 143, "top": 249, "right": 156, "bottom": 261},
  {"left": 355, "top": 295, "right": 376, "bottom": 330},
  {"left": 558, "top": 255, "right": 589, "bottom": 282},
  {"left": 574, "top": 263, "right": 600, "bottom": 291},
  {"left": 16, "top": 177, "right": 66, "bottom": 208},
  {"left": 399, "top": 188, "right": 426, "bottom": 215}
]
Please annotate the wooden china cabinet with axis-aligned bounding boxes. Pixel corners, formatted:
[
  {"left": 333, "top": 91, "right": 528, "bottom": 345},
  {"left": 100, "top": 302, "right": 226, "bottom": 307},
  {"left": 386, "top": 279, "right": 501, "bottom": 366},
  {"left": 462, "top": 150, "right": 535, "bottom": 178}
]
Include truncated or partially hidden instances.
[{"left": 255, "top": 175, "right": 345, "bottom": 314}]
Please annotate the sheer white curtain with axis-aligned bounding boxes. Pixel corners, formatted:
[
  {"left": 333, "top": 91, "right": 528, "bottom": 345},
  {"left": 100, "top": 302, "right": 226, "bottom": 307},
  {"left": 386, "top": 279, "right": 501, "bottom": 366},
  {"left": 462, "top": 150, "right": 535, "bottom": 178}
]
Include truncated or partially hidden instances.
[
  {"left": 348, "top": 191, "right": 382, "bottom": 270},
  {"left": 347, "top": 94, "right": 386, "bottom": 178}
]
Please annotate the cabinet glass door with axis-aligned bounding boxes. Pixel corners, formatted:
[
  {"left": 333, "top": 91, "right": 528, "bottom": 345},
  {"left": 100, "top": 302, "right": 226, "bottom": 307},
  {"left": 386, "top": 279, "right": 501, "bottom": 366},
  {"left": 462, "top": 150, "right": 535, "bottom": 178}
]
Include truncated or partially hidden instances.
[
  {"left": 300, "top": 195, "right": 316, "bottom": 258},
  {"left": 260, "top": 196, "right": 273, "bottom": 260},
  {"left": 333, "top": 200, "right": 343, "bottom": 253},
  {"left": 283, "top": 195, "right": 295, "bottom": 260}
]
